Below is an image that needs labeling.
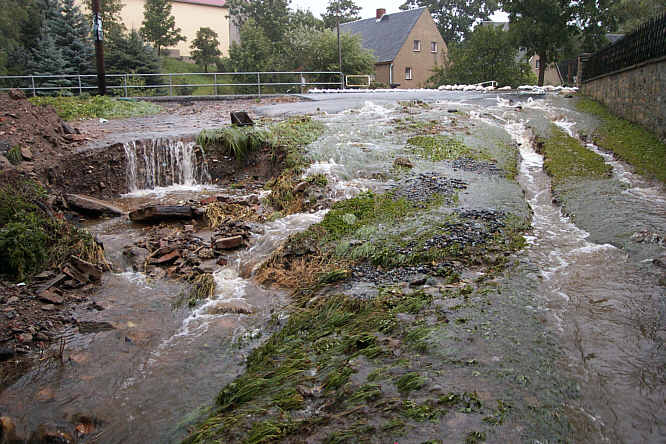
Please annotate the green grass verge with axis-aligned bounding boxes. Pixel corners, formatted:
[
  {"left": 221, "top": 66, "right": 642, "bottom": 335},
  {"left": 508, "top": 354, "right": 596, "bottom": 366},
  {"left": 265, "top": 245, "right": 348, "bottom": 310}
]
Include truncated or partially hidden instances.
[
  {"left": 576, "top": 97, "right": 666, "bottom": 183},
  {"left": 161, "top": 57, "right": 238, "bottom": 95},
  {"left": 541, "top": 125, "right": 612, "bottom": 186},
  {"left": 29, "top": 95, "right": 162, "bottom": 120},
  {"left": 0, "top": 178, "right": 106, "bottom": 281},
  {"left": 407, "top": 135, "right": 490, "bottom": 161}
]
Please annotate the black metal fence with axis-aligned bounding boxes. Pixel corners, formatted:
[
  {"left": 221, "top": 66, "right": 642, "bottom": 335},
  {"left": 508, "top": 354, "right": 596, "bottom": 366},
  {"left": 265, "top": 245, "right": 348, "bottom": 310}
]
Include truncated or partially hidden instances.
[{"left": 582, "top": 12, "right": 666, "bottom": 81}]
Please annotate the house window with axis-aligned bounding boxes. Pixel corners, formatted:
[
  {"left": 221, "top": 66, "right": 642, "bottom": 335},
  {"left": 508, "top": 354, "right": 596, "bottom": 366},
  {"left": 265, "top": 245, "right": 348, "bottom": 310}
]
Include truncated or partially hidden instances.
[
  {"left": 431, "top": 42, "right": 437, "bottom": 53},
  {"left": 405, "top": 67, "right": 413, "bottom": 80},
  {"left": 413, "top": 40, "right": 421, "bottom": 51},
  {"left": 536, "top": 60, "right": 541, "bottom": 69}
]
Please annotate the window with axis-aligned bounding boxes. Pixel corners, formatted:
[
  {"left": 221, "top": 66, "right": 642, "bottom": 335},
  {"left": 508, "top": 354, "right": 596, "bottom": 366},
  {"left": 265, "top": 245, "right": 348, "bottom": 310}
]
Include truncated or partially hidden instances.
[
  {"left": 405, "top": 67, "right": 413, "bottom": 80},
  {"left": 431, "top": 42, "right": 437, "bottom": 53},
  {"left": 413, "top": 40, "right": 421, "bottom": 51},
  {"left": 536, "top": 59, "right": 541, "bottom": 69}
]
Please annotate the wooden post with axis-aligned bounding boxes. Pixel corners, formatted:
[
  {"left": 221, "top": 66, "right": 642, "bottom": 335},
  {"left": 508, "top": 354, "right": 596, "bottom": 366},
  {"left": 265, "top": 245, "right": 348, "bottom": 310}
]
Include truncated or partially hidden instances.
[
  {"left": 92, "top": 0, "right": 106, "bottom": 95},
  {"left": 337, "top": 19, "right": 343, "bottom": 89}
]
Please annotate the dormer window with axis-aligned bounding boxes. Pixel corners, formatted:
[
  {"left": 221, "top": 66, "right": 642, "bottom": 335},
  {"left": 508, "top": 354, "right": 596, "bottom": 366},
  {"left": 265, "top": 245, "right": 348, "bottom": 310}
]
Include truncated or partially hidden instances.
[{"left": 413, "top": 40, "right": 421, "bottom": 51}]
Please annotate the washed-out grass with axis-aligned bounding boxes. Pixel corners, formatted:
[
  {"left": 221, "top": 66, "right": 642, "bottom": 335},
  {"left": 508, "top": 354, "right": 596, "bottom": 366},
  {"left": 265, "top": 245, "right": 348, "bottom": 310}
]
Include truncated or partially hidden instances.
[
  {"left": 407, "top": 135, "right": 489, "bottom": 161},
  {"left": 541, "top": 125, "right": 612, "bottom": 186},
  {"left": 197, "top": 126, "right": 275, "bottom": 160},
  {"left": 0, "top": 178, "right": 107, "bottom": 281},
  {"left": 29, "top": 95, "right": 162, "bottom": 120},
  {"left": 576, "top": 97, "right": 666, "bottom": 183}
]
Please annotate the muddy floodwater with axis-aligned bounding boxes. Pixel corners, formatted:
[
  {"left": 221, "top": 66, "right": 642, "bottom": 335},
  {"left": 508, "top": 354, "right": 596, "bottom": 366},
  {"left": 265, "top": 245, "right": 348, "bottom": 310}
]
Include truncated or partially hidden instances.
[{"left": 1, "top": 92, "right": 664, "bottom": 443}]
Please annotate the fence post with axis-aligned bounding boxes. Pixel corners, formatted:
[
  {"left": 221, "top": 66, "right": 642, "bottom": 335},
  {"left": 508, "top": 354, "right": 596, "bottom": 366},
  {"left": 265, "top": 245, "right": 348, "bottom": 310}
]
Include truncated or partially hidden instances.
[
  {"left": 78, "top": 75, "right": 82, "bottom": 95},
  {"left": 257, "top": 73, "right": 261, "bottom": 97},
  {"left": 169, "top": 74, "right": 173, "bottom": 96},
  {"left": 340, "top": 72, "right": 344, "bottom": 89},
  {"left": 124, "top": 74, "right": 128, "bottom": 97},
  {"left": 214, "top": 73, "right": 217, "bottom": 96},
  {"left": 31, "top": 76, "right": 36, "bottom": 97}
]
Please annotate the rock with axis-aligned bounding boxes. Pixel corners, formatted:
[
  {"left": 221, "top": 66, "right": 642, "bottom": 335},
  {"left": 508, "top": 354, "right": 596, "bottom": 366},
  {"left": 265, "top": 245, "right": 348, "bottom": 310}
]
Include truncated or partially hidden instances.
[
  {"left": 129, "top": 205, "right": 194, "bottom": 223},
  {"left": 41, "top": 304, "right": 56, "bottom": 311},
  {"left": 207, "top": 300, "right": 253, "bottom": 315},
  {"left": 29, "top": 425, "right": 73, "bottom": 444},
  {"left": 35, "top": 332, "right": 49, "bottom": 342},
  {"left": 8, "top": 88, "right": 25, "bottom": 100},
  {"left": 36, "top": 387, "right": 55, "bottom": 402},
  {"left": 123, "top": 247, "right": 148, "bottom": 271},
  {"left": 151, "top": 250, "right": 180, "bottom": 264},
  {"left": 67, "top": 256, "right": 103, "bottom": 282},
  {"left": 213, "top": 235, "right": 244, "bottom": 250},
  {"left": 216, "top": 257, "right": 228, "bottom": 266},
  {"left": 61, "top": 122, "right": 76, "bottom": 135},
  {"left": 65, "top": 194, "right": 124, "bottom": 217},
  {"left": 294, "top": 181, "right": 308, "bottom": 193},
  {"left": 409, "top": 274, "right": 428, "bottom": 287},
  {"left": 0, "top": 416, "right": 21, "bottom": 443},
  {"left": 200, "top": 196, "right": 218, "bottom": 205},
  {"left": 447, "top": 109, "right": 458, "bottom": 113},
  {"left": 6, "top": 296, "right": 19, "bottom": 304},
  {"left": 17, "top": 333, "right": 33, "bottom": 343},
  {"left": 77, "top": 321, "right": 115, "bottom": 334},
  {"left": 393, "top": 157, "right": 413, "bottom": 169},
  {"left": 20, "top": 147, "right": 32, "bottom": 161},
  {"left": 0, "top": 348, "right": 16, "bottom": 362},
  {"left": 39, "top": 290, "right": 64, "bottom": 305}
]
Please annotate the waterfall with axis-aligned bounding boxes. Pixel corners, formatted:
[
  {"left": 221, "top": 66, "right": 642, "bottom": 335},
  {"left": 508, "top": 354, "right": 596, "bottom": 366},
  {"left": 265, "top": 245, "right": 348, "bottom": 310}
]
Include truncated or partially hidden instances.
[{"left": 123, "top": 138, "right": 211, "bottom": 192}]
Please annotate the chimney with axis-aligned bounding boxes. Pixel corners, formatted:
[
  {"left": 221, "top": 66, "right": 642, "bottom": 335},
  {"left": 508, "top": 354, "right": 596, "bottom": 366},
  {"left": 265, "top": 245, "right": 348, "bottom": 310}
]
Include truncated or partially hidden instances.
[{"left": 376, "top": 8, "right": 386, "bottom": 20}]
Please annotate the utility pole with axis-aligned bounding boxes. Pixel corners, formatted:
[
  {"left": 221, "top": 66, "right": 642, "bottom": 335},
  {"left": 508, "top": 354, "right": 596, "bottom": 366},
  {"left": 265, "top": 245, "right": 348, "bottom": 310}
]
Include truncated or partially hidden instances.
[
  {"left": 92, "top": 0, "right": 106, "bottom": 95},
  {"left": 337, "top": 19, "right": 343, "bottom": 89}
]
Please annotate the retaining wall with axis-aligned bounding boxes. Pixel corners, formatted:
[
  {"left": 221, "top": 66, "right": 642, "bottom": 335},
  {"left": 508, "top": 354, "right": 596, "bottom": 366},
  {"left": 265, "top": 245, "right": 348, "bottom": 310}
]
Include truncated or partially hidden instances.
[{"left": 581, "top": 56, "right": 665, "bottom": 140}]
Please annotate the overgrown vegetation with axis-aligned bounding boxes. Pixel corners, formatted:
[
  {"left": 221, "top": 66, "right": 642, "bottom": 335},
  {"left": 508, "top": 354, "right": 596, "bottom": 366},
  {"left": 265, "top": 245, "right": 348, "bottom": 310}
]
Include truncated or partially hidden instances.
[
  {"left": 187, "top": 273, "right": 215, "bottom": 307},
  {"left": 541, "top": 125, "right": 612, "bottom": 186},
  {"left": 197, "top": 126, "right": 275, "bottom": 160},
  {"left": 29, "top": 95, "right": 162, "bottom": 120},
  {"left": 576, "top": 97, "right": 666, "bottom": 183},
  {"left": 0, "top": 177, "right": 106, "bottom": 281}
]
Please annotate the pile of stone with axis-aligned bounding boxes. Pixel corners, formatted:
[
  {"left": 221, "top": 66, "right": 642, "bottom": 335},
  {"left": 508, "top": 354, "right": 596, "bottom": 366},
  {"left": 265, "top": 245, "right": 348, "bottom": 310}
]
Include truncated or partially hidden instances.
[
  {"left": 390, "top": 172, "right": 467, "bottom": 206},
  {"left": 450, "top": 157, "right": 504, "bottom": 175}
]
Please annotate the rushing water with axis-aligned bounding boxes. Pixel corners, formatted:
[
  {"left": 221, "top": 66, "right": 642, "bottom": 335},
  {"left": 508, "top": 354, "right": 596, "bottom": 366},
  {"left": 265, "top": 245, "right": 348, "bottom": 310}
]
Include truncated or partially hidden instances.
[
  {"left": 123, "top": 138, "right": 211, "bottom": 192},
  {"left": 1, "top": 94, "right": 664, "bottom": 443}
]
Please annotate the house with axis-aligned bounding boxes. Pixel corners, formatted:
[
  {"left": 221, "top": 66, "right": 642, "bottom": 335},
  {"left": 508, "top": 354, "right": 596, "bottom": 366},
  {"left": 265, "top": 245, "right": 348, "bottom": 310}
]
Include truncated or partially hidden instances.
[
  {"left": 340, "top": 8, "right": 447, "bottom": 88},
  {"left": 75, "top": 0, "right": 239, "bottom": 57}
]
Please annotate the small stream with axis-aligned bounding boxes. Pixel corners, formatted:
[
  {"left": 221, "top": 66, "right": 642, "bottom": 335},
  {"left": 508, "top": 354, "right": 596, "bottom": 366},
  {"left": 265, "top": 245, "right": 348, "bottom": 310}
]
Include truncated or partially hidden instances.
[{"left": 1, "top": 95, "right": 663, "bottom": 443}]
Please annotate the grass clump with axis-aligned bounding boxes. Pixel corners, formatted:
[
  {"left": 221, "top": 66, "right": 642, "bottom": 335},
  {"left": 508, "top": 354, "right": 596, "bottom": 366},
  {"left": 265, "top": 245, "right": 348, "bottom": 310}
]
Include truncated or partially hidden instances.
[
  {"left": 395, "top": 373, "right": 426, "bottom": 394},
  {"left": 541, "top": 125, "right": 612, "bottom": 186},
  {"left": 407, "top": 135, "right": 477, "bottom": 161},
  {"left": 6, "top": 146, "right": 22, "bottom": 165},
  {"left": 29, "top": 95, "right": 161, "bottom": 120},
  {"left": 197, "top": 126, "right": 275, "bottom": 160},
  {"left": 187, "top": 273, "right": 215, "bottom": 307},
  {"left": 0, "top": 178, "right": 107, "bottom": 281},
  {"left": 576, "top": 97, "right": 666, "bottom": 183}
]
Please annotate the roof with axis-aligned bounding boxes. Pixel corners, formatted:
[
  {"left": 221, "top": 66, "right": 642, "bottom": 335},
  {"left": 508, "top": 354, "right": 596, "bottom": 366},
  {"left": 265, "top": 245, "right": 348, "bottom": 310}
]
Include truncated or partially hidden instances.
[
  {"left": 173, "top": 0, "right": 226, "bottom": 7},
  {"left": 340, "top": 8, "right": 427, "bottom": 63}
]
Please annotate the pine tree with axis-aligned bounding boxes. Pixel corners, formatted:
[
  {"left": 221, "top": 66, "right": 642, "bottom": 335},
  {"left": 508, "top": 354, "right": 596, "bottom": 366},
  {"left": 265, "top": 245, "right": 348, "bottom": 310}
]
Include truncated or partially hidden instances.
[
  {"left": 28, "top": 0, "right": 71, "bottom": 88},
  {"left": 83, "top": 0, "right": 126, "bottom": 47},
  {"left": 190, "top": 27, "right": 221, "bottom": 72},
  {"left": 53, "top": 0, "right": 94, "bottom": 74},
  {"left": 141, "top": 0, "right": 186, "bottom": 56}
]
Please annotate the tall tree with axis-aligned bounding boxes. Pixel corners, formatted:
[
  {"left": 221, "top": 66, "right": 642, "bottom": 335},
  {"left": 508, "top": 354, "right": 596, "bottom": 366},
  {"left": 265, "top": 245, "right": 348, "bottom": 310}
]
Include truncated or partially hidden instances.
[
  {"left": 226, "top": 19, "right": 275, "bottom": 72},
  {"left": 503, "top": 0, "right": 615, "bottom": 86},
  {"left": 28, "top": 0, "right": 70, "bottom": 78},
  {"left": 190, "top": 27, "right": 221, "bottom": 72},
  {"left": 428, "top": 25, "right": 534, "bottom": 87},
  {"left": 140, "top": 0, "right": 186, "bottom": 56},
  {"left": 53, "top": 0, "right": 94, "bottom": 74},
  {"left": 322, "top": 0, "right": 361, "bottom": 29},
  {"left": 227, "top": 0, "right": 292, "bottom": 43},
  {"left": 400, "top": 0, "right": 500, "bottom": 44},
  {"left": 0, "top": 0, "right": 30, "bottom": 74},
  {"left": 611, "top": 0, "right": 665, "bottom": 33}
]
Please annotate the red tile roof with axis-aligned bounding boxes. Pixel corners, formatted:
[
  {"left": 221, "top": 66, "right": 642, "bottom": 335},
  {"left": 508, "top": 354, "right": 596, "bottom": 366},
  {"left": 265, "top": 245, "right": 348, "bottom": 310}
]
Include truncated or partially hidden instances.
[{"left": 173, "top": 0, "right": 226, "bottom": 7}]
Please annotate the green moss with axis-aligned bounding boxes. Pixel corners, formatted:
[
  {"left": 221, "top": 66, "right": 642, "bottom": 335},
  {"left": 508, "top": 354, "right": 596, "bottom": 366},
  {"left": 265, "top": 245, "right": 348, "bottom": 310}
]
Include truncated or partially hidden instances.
[
  {"left": 542, "top": 126, "right": 612, "bottom": 186},
  {"left": 402, "top": 400, "right": 441, "bottom": 421},
  {"left": 577, "top": 98, "right": 666, "bottom": 183},
  {"left": 407, "top": 135, "right": 478, "bottom": 161},
  {"left": 29, "top": 95, "right": 161, "bottom": 120},
  {"left": 395, "top": 373, "right": 426, "bottom": 394}
]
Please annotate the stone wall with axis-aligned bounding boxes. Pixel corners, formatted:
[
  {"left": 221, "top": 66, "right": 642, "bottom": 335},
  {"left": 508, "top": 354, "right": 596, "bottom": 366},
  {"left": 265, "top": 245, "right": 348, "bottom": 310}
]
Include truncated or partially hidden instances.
[{"left": 581, "top": 56, "right": 665, "bottom": 140}]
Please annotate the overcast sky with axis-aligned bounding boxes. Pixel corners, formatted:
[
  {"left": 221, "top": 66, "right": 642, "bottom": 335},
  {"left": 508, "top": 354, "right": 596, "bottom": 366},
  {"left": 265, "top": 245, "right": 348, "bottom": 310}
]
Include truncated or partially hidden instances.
[{"left": 290, "top": 0, "right": 509, "bottom": 22}]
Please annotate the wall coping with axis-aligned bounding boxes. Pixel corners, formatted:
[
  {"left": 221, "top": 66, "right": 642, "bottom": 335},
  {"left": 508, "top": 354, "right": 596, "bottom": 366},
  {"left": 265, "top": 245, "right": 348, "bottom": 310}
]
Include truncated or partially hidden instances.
[{"left": 582, "top": 54, "right": 666, "bottom": 85}]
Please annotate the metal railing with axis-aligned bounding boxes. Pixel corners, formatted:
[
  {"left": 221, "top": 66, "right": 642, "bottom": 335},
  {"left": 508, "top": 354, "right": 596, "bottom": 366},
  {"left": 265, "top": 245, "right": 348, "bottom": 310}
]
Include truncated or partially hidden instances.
[
  {"left": 582, "top": 12, "right": 666, "bottom": 81},
  {"left": 0, "top": 71, "right": 345, "bottom": 97}
]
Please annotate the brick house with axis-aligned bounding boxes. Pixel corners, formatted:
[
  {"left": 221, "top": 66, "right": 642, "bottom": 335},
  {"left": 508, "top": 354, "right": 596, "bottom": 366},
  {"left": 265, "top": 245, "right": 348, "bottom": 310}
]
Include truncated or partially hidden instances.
[{"left": 340, "top": 7, "right": 447, "bottom": 88}]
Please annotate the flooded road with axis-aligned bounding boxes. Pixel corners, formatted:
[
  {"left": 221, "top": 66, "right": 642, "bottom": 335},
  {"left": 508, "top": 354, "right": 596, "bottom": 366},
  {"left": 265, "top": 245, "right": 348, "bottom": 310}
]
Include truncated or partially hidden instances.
[{"left": 1, "top": 92, "right": 663, "bottom": 443}]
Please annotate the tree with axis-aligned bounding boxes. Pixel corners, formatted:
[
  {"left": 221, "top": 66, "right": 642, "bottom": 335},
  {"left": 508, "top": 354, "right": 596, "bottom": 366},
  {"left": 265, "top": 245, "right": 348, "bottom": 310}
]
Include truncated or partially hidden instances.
[
  {"left": 0, "top": 0, "right": 30, "bottom": 74},
  {"left": 82, "top": 0, "right": 126, "bottom": 46},
  {"left": 400, "top": 0, "right": 499, "bottom": 44},
  {"left": 141, "top": 0, "right": 186, "bottom": 56},
  {"left": 225, "top": 20, "right": 276, "bottom": 72},
  {"left": 227, "top": 0, "right": 292, "bottom": 44},
  {"left": 503, "top": 0, "right": 615, "bottom": 86},
  {"left": 428, "top": 25, "right": 534, "bottom": 87},
  {"left": 322, "top": 0, "right": 361, "bottom": 29},
  {"left": 53, "top": 0, "right": 94, "bottom": 74},
  {"left": 27, "top": 0, "right": 71, "bottom": 83},
  {"left": 190, "top": 27, "right": 221, "bottom": 72},
  {"left": 611, "top": 0, "right": 665, "bottom": 33}
]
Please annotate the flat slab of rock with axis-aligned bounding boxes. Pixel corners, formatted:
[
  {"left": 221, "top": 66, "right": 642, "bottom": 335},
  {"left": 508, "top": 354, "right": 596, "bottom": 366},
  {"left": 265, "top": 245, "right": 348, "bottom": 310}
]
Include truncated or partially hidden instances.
[
  {"left": 213, "top": 235, "right": 244, "bottom": 250},
  {"left": 129, "top": 205, "right": 193, "bottom": 223},
  {"left": 66, "top": 194, "right": 124, "bottom": 217}
]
